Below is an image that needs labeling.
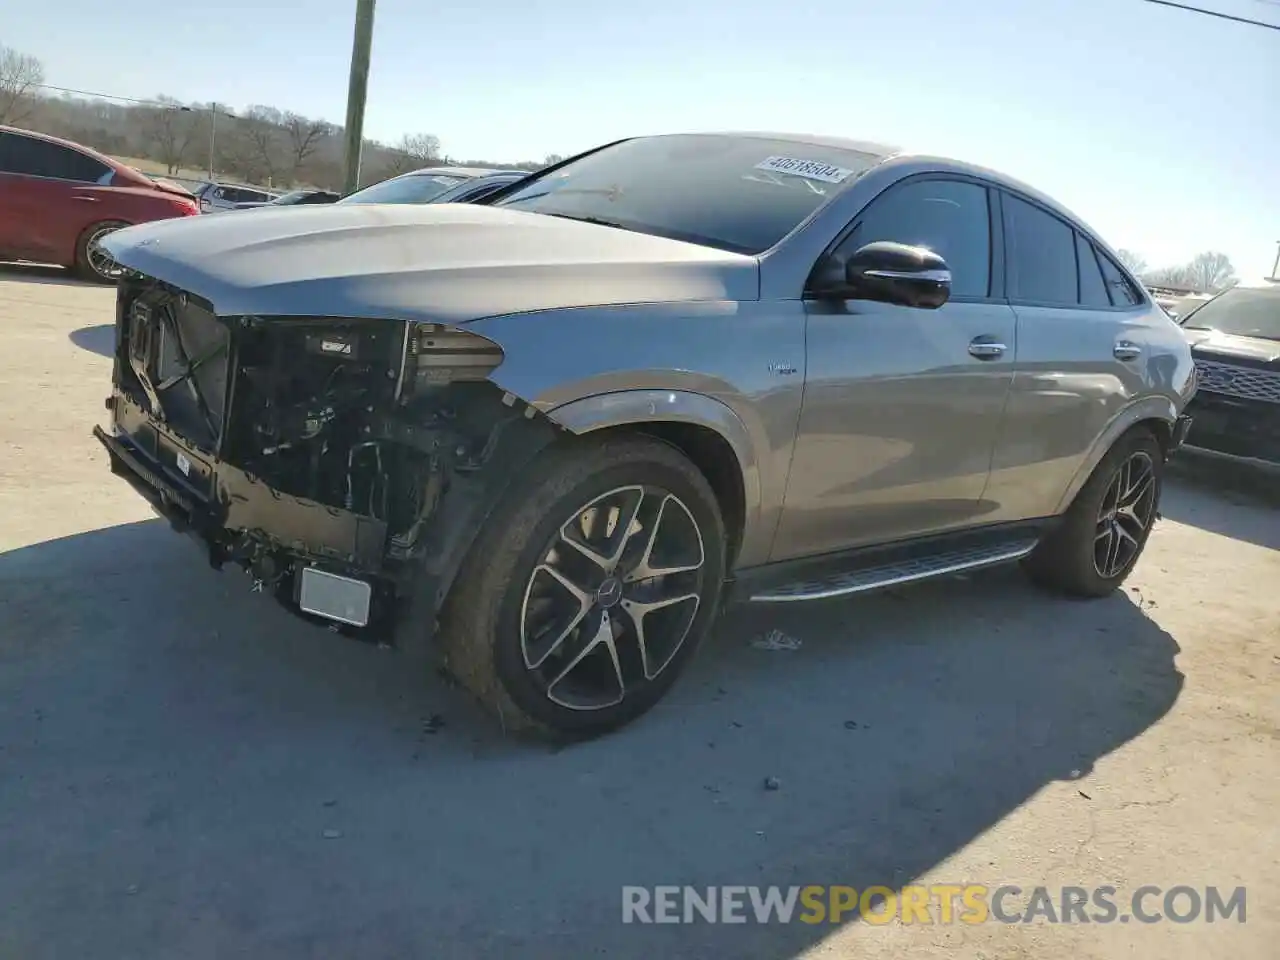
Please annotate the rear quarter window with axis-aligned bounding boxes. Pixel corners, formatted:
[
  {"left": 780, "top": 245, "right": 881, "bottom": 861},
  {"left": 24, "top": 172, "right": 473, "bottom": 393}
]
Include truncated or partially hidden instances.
[
  {"left": 1075, "top": 233, "right": 1111, "bottom": 308},
  {"left": 1095, "top": 250, "right": 1143, "bottom": 307},
  {"left": 1004, "top": 194, "right": 1078, "bottom": 305}
]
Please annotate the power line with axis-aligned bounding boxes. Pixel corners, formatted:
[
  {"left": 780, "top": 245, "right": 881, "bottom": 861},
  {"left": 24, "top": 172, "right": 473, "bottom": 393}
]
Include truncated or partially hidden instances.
[
  {"left": 31, "top": 82, "right": 176, "bottom": 107},
  {"left": 1141, "top": 0, "right": 1280, "bottom": 30}
]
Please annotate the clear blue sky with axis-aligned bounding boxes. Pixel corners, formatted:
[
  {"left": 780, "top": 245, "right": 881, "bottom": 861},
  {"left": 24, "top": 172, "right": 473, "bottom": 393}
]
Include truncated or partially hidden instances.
[{"left": 10, "top": 0, "right": 1279, "bottom": 277}]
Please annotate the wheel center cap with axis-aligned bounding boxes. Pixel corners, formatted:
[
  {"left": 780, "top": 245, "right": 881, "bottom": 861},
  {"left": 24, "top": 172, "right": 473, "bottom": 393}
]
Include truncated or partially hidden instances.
[{"left": 595, "top": 577, "right": 623, "bottom": 608}]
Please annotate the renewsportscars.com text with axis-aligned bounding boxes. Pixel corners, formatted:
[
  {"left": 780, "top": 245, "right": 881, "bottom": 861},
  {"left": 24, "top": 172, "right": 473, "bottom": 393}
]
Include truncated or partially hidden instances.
[{"left": 621, "top": 884, "right": 1246, "bottom": 925}]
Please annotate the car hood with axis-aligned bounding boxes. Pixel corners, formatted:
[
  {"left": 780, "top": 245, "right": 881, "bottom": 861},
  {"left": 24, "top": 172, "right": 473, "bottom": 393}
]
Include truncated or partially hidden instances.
[
  {"left": 101, "top": 203, "right": 758, "bottom": 322},
  {"left": 1182, "top": 328, "right": 1280, "bottom": 366}
]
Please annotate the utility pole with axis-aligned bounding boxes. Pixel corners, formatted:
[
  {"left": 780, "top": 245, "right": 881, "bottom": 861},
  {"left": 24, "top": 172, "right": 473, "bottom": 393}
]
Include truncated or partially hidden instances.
[
  {"left": 208, "top": 102, "right": 218, "bottom": 181},
  {"left": 1271, "top": 241, "right": 1280, "bottom": 281},
  {"left": 341, "top": 0, "right": 377, "bottom": 195}
]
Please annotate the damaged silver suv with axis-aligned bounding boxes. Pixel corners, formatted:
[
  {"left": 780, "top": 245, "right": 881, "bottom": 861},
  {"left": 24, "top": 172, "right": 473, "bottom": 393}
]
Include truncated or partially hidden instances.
[{"left": 95, "top": 132, "right": 1196, "bottom": 737}]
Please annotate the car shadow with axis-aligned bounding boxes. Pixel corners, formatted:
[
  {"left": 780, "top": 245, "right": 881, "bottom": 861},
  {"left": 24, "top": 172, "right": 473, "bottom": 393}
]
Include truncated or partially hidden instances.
[
  {"left": 1163, "top": 462, "right": 1279, "bottom": 552},
  {"left": 0, "top": 519, "right": 1182, "bottom": 959},
  {"left": 68, "top": 324, "right": 116, "bottom": 358},
  {"left": 0, "top": 262, "right": 94, "bottom": 287}
]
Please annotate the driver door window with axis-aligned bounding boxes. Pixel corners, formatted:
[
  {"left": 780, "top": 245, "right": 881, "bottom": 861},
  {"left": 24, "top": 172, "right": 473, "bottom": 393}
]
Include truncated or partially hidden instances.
[
  {"left": 772, "top": 177, "right": 1017, "bottom": 560},
  {"left": 834, "top": 178, "right": 993, "bottom": 299}
]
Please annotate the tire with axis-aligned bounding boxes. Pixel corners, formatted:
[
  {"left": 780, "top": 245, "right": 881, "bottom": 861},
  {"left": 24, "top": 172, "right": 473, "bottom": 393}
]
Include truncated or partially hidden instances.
[
  {"left": 74, "top": 221, "right": 128, "bottom": 284},
  {"left": 1023, "top": 429, "right": 1163, "bottom": 598},
  {"left": 437, "top": 434, "right": 727, "bottom": 739}
]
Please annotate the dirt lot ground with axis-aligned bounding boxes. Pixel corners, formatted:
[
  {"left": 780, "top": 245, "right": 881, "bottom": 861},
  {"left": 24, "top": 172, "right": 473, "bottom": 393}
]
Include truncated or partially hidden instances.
[{"left": 1, "top": 265, "right": 1276, "bottom": 960}]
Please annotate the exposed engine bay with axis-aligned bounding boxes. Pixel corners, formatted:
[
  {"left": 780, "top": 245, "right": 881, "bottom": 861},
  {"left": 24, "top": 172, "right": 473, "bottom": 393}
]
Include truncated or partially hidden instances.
[{"left": 103, "top": 275, "right": 558, "bottom": 637}]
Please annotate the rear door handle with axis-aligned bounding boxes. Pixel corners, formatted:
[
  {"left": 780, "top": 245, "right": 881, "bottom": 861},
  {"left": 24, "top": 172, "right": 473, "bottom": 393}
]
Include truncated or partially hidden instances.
[
  {"left": 968, "top": 337, "right": 1007, "bottom": 360},
  {"left": 1114, "top": 341, "right": 1142, "bottom": 361},
  {"left": 72, "top": 195, "right": 99, "bottom": 202}
]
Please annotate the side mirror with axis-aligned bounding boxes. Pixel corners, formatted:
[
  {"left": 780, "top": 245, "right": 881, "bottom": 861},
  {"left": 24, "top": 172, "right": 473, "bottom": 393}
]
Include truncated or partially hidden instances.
[{"left": 831, "top": 241, "right": 952, "bottom": 309}]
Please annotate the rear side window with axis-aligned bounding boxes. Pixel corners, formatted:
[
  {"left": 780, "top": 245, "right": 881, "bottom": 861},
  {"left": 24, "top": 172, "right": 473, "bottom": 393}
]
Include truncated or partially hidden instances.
[
  {"left": 1004, "top": 194, "right": 1078, "bottom": 304},
  {"left": 0, "top": 131, "right": 24, "bottom": 174},
  {"left": 12, "top": 136, "right": 110, "bottom": 182},
  {"left": 0, "top": 131, "right": 110, "bottom": 182},
  {"left": 1076, "top": 233, "right": 1111, "bottom": 308},
  {"left": 1095, "top": 250, "right": 1143, "bottom": 307},
  {"left": 838, "top": 178, "right": 992, "bottom": 299}
]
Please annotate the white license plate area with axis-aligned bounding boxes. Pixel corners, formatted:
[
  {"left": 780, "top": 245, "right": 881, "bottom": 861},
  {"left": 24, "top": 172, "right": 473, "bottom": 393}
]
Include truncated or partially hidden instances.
[{"left": 297, "top": 567, "right": 372, "bottom": 627}]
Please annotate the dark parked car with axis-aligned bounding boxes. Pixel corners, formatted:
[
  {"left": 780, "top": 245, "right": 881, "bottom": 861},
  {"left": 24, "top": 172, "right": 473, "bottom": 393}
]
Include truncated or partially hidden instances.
[
  {"left": 0, "top": 124, "right": 200, "bottom": 282},
  {"left": 95, "top": 131, "right": 1195, "bottom": 738},
  {"left": 234, "top": 188, "right": 342, "bottom": 210},
  {"left": 1179, "top": 279, "right": 1280, "bottom": 466},
  {"left": 338, "top": 166, "right": 528, "bottom": 206}
]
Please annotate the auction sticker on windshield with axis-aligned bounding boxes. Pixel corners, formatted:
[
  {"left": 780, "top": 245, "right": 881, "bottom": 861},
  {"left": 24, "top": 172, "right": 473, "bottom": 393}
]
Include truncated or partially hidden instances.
[{"left": 754, "top": 156, "right": 855, "bottom": 184}]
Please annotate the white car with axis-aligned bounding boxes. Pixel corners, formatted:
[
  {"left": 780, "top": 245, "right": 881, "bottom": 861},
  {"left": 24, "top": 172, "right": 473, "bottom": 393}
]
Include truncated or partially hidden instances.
[{"left": 194, "top": 182, "right": 279, "bottom": 213}]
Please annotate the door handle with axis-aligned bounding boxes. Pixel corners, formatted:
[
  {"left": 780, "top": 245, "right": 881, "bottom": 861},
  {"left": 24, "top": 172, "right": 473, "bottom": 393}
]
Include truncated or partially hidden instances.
[
  {"left": 1114, "top": 341, "right": 1142, "bottom": 361},
  {"left": 72, "top": 195, "right": 99, "bottom": 202},
  {"left": 968, "top": 338, "right": 1007, "bottom": 360}
]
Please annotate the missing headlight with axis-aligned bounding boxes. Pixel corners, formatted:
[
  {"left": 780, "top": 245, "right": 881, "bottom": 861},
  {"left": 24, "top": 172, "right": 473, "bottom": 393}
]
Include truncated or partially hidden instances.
[{"left": 400, "top": 323, "right": 505, "bottom": 398}]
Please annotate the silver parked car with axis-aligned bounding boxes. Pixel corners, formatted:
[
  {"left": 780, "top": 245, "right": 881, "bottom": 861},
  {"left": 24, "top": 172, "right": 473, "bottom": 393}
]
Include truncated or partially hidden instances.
[
  {"left": 95, "top": 131, "right": 1196, "bottom": 738},
  {"left": 338, "top": 166, "right": 529, "bottom": 206},
  {"left": 193, "top": 181, "right": 280, "bottom": 213}
]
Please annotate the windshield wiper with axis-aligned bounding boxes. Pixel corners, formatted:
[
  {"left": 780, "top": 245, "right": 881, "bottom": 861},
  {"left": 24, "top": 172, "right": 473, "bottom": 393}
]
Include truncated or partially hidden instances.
[
  {"left": 501, "top": 187, "right": 624, "bottom": 206},
  {"left": 541, "top": 212, "right": 627, "bottom": 230}
]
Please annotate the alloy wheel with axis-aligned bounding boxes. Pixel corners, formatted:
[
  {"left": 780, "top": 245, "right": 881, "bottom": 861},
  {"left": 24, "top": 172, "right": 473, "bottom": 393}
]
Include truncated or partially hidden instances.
[
  {"left": 519, "top": 484, "right": 706, "bottom": 711},
  {"left": 1093, "top": 451, "right": 1157, "bottom": 579},
  {"left": 86, "top": 226, "right": 125, "bottom": 281}
]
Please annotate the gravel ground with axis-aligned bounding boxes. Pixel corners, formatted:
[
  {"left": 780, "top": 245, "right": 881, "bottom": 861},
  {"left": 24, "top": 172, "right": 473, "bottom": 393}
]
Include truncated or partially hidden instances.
[{"left": 1, "top": 265, "right": 1276, "bottom": 959}]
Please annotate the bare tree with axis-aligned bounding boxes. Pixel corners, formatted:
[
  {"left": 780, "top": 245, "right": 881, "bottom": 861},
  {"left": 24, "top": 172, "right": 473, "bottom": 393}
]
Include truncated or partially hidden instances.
[
  {"left": 139, "top": 97, "right": 201, "bottom": 173},
  {"left": 1185, "top": 251, "right": 1236, "bottom": 293},
  {"left": 241, "top": 105, "right": 287, "bottom": 185},
  {"left": 376, "top": 150, "right": 415, "bottom": 178},
  {"left": 399, "top": 132, "right": 441, "bottom": 162},
  {"left": 1144, "top": 264, "right": 1195, "bottom": 289},
  {"left": 1116, "top": 249, "right": 1147, "bottom": 277},
  {"left": 283, "top": 112, "right": 332, "bottom": 178},
  {"left": 0, "top": 44, "right": 44, "bottom": 124}
]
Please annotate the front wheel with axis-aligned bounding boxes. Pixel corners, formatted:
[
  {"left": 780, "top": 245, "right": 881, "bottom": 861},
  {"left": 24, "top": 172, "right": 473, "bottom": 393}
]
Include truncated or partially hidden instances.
[
  {"left": 437, "top": 435, "right": 727, "bottom": 739},
  {"left": 1024, "top": 430, "right": 1163, "bottom": 597}
]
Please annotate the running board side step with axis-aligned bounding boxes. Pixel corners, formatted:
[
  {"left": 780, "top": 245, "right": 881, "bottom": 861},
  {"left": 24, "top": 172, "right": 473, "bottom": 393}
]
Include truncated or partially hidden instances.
[{"left": 748, "top": 540, "right": 1038, "bottom": 603}]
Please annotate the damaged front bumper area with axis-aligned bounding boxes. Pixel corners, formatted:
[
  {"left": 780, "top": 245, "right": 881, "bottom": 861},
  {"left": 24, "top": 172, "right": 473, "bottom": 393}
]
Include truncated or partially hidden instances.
[{"left": 94, "top": 274, "right": 557, "bottom": 636}]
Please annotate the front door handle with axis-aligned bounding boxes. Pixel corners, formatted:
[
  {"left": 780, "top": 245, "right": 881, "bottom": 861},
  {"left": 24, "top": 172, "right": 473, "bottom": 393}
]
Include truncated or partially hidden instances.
[
  {"left": 1114, "top": 341, "right": 1142, "bottom": 361},
  {"left": 72, "top": 195, "right": 99, "bottom": 202},
  {"left": 968, "top": 337, "right": 1007, "bottom": 360}
]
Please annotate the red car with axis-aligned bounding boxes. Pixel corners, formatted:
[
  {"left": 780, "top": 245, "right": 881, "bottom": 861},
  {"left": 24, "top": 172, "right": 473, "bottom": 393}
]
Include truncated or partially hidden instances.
[{"left": 0, "top": 125, "right": 200, "bottom": 282}]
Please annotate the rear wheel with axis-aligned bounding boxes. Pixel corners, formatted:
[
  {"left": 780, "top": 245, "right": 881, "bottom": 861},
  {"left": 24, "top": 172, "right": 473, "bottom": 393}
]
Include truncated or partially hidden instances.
[
  {"left": 74, "top": 221, "right": 128, "bottom": 283},
  {"left": 1024, "top": 430, "right": 1163, "bottom": 597},
  {"left": 437, "top": 435, "right": 726, "bottom": 739}
]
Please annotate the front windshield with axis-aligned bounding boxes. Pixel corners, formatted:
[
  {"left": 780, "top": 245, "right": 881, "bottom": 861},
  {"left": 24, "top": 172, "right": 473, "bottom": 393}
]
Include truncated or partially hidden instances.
[
  {"left": 340, "top": 171, "right": 472, "bottom": 205},
  {"left": 1180, "top": 285, "right": 1280, "bottom": 341},
  {"left": 493, "top": 134, "right": 886, "bottom": 255}
]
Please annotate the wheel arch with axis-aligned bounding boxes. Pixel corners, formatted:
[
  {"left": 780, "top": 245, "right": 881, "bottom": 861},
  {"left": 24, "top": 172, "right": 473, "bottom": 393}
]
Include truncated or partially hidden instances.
[
  {"left": 1054, "top": 396, "right": 1179, "bottom": 515},
  {"left": 546, "top": 390, "right": 765, "bottom": 569}
]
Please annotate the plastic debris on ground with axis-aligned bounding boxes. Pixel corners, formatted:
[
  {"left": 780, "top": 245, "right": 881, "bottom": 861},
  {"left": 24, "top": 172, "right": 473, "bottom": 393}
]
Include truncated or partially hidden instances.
[{"left": 750, "top": 628, "right": 801, "bottom": 651}]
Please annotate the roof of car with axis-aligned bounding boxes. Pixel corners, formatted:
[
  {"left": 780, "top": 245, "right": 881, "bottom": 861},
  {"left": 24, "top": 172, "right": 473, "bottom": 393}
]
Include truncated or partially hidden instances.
[
  {"left": 675, "top": 130, "right": 902, "bottom": 159},
  {"left": 402, "top": 165, "right": 520, "bottom": 179}
]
